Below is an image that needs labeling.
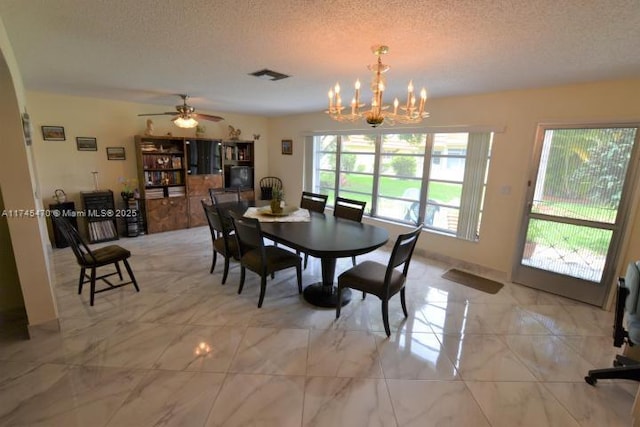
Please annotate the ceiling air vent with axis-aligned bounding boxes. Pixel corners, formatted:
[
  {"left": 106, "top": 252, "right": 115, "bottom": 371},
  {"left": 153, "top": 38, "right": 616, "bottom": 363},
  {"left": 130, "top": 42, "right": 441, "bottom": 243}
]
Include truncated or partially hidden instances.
[{"left": 249, "top": 69, "right": 290, "bottom": 81}]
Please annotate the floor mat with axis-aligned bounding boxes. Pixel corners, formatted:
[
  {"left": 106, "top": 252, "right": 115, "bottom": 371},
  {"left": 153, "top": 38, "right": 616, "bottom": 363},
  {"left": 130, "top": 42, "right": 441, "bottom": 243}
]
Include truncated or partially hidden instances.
[{"left": 442, "top": 268, "right": 504, "bottom": 294}]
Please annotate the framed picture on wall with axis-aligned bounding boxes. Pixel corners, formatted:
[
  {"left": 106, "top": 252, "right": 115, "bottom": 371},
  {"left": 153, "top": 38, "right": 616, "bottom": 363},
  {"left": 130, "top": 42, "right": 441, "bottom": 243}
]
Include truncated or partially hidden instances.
[
  {"left": 41, "top": 126, "right": 66, "bottom": 141},
  {"left": 22, "top": 112, "right": 32, "bottom": 146},
  {"left": 281, "top": 139, "right": 292, "bottom": 155},
  {"left": 76, "top": 137, "right": 97, "bottom": 151},
  {"left": 106, "top": 146, "right": 126, "bottom": 160}
]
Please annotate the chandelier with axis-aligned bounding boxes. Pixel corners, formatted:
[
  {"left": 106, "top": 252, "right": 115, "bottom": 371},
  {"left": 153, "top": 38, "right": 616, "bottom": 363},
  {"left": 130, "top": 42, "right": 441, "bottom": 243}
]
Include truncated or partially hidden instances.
[{"left": 326, "top": 45, "right": 428, "bottom": 127}]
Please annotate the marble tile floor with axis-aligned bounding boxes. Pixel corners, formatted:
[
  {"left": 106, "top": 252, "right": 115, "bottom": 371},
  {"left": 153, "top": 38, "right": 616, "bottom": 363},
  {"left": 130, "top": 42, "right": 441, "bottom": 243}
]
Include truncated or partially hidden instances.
[{"left": 0, "top": 227, "right": 636, "bottom": 426}]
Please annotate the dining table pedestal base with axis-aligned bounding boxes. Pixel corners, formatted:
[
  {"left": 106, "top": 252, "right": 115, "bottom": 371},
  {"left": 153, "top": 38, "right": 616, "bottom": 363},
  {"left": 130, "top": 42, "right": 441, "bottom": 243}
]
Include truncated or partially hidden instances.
[{"left": 303, "top": 284, "right": 351, "bottom": 308}]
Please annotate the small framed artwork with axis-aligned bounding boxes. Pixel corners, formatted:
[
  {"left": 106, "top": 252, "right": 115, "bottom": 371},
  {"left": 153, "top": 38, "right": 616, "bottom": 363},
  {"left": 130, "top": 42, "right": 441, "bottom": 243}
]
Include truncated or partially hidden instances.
[
  {"left": 281, "top": 139, "right": 293, "bottom": 155},
  {"left": 76, "top": 137, "right": 97, "bottom": 151},
  {"left": 41, "top": 126, "right": 66, "bottom": 141},
  {"left": 106, "top": 146, "right": 126, "bottom": 160},
  {"left": 22, "top": 112, "right": 32, "bottom": 146}
]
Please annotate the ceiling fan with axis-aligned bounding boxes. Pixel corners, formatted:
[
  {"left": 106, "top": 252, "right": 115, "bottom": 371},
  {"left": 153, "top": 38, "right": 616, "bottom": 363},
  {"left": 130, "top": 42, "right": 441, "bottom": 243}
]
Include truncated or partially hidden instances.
[{"left": 138, "top": 94, "right": 224, "bottom": 128}]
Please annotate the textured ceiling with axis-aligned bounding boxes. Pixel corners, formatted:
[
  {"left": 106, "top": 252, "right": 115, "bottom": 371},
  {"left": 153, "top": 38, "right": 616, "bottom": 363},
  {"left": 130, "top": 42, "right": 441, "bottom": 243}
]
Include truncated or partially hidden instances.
[{"left": 0, "top": 0, "right": 639, "bottom": 116}]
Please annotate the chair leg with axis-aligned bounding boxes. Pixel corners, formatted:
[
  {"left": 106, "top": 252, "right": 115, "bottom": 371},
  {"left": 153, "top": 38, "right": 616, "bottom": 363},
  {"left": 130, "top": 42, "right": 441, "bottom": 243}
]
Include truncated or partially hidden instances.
[
  {"left": 115, "top": 262, "right": 123, "bottom": 280},
  {"left": 123, "top": 259, "right": 139, "bottom": 292},
  {"left": 351, "top": 255, "right": 356, "bottom": 266},
  {"left": 382, "top": 300, "right": 390, "bottom": 337},
  {"left": 238, "top": 267, "right": 246, "bottom": 294},
  {"left": 89, "top": 267, "right": 97, "bottom": 306},
  {"left": 336, "top": 286, "right": 343, "bottom": 319},
  {"left": 400, "top": 288, "right": 408, "bottom": 317},
  {"left": 210, "top": 250, "right": 218, "bottom": 274},
  {"left": 296, "top": 263, "right": 302, "bottom": 294},
  {"left": 258, "top": 275, "right": 267, "bottom": 308},
  {"left": 362, "top": 291, "right": 366, "bottom": 300},
  {"left": 222, "top": 257, "right": 230, "bottom": 284},
  {"left": 304, "top": 253, "right": 309, "bottom": 269},
  {"left": 78, "top": 267, "right": 85, "bottom": 294}
]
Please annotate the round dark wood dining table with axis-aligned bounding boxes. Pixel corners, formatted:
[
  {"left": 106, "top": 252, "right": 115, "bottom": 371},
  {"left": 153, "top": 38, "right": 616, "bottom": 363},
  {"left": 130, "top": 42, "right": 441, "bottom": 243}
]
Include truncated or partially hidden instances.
[{"left": 216, "top": 200, "right": 389, "bottom": 307}]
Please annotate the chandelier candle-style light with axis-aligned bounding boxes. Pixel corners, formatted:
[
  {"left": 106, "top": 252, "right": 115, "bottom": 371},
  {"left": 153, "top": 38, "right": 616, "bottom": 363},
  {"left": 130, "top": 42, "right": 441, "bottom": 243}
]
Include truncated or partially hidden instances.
[{"left": 326, "top": 45, "right": 428, "bottom": 127}]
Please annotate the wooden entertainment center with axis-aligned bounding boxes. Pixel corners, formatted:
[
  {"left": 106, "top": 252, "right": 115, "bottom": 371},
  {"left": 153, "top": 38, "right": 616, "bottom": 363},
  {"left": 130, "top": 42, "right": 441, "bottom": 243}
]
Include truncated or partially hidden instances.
[{"left": 134, "top": 135, "right": 254, "bottom": 233}]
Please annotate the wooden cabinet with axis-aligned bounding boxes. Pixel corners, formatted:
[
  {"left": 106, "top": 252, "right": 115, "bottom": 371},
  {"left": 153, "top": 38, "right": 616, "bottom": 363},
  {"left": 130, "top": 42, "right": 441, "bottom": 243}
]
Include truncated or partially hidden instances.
[
  {"left": 145, "top": 197, "right": 188, "bottom": 233},
  {"left": 135, "top": 135, "right": 225, "bottom": 233},
  {"left": 187, "top": 173, "right": 223, "bottom": 227}
]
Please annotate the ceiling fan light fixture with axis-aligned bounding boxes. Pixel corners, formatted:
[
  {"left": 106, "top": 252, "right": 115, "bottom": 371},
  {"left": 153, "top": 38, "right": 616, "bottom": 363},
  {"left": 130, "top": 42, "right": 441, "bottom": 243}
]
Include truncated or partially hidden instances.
[{"left": 173, "top": 116, "right": 199, "bottom": 128}]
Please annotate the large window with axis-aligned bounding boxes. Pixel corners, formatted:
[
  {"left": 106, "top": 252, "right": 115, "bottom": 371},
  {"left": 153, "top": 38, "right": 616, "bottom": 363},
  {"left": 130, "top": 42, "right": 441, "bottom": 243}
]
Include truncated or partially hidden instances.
[{"left": 311, "top": 131, "right": 492, "bottom": 241}]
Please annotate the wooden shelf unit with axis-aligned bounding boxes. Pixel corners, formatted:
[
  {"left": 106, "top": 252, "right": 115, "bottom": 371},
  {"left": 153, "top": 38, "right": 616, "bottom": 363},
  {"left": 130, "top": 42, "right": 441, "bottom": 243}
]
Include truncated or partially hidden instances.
[
  {"left": 135, "top": 135, "right": 225, "bottom": 233},
  {"left": 81, "top": 190, "right": 118, "bottom": 243},
  {"left": 222, "top": 140, "right": 255, "bottom": 199}
]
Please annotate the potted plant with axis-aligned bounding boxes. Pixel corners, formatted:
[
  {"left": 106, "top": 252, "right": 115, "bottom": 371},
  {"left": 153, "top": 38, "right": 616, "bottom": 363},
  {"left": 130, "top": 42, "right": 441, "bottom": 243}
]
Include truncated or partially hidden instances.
[
  {"left": 270, "top": 186, "right": 283, "bottom": 214},
  {"left": 119, "top": 177, "right": 137, "bottom": 201}
]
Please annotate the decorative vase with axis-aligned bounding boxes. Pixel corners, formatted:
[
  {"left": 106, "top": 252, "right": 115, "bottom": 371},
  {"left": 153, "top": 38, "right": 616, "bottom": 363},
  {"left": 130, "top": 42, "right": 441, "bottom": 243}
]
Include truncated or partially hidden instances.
[{"left": 270, "top": 198, "right": 282, "bottom": 214}]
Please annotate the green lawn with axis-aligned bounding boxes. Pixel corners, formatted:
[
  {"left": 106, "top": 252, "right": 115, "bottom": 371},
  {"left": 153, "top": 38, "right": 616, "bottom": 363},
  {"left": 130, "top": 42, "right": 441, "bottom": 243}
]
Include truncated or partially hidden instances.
[
  {"left": 528, "top": 219, "right": 611, "bottom": 254},
  {"left": 336, "top": 174, "right": 461, "bottom": 203},
  {"left": 321, "top": 173, "right": 613, "bottom": 254}
]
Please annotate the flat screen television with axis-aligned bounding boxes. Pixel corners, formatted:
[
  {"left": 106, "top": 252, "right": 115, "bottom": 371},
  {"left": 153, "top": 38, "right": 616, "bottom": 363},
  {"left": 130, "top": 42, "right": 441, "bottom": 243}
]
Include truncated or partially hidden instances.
[
  {"left": 228, "top": 166, "right": 253, "bottom": 189},
  {"left": 186, "top": 140, "right": 221, "bottom": 175}
]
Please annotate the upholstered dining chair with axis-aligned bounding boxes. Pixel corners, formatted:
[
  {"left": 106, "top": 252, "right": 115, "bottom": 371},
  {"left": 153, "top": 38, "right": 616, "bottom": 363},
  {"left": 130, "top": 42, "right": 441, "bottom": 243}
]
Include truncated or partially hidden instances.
[
  {"left": 52, "top": 216, "right": 139, "bottom": 306},
  {"left": 300, "top": 191, "right": 328, "bottom": 213},
  {"left": 299, "top": 191, "right": 329, "bottom": 268},
  {"left": 336, "top": 227, "right": 421, "bottom": 336},
  {"left": 210, "top": 187, "right": 241, "bottom": 205},
  {"left": 228, "top": 211, "right": 302, "bottom": 308},
  {"left": 333, "top": 197, "right": 367, "bottom": 266},
  {"left": 201, "top": 200, "right": 239, "bottom": 284},
  {"left": 259, "top": 176, "right": 283, "bottom": 200}
]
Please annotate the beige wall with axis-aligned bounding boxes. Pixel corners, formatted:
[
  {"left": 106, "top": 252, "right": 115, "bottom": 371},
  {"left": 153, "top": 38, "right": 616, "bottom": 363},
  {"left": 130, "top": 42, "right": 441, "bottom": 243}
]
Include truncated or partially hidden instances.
[
  {"left": 0, "top": 17, "right": 57, "bottom": 328},
  {"left": 15, "top": 67, "right": 640, "bottom": 321},
  {"left": 268, "top": 78, "right": 640, "bottom": 278},
  {"left": 27, "top": 91, "right": 270, "bottom": 236},
  {"left": 0, "top": 188, "right": 24, "bottom": 312}
]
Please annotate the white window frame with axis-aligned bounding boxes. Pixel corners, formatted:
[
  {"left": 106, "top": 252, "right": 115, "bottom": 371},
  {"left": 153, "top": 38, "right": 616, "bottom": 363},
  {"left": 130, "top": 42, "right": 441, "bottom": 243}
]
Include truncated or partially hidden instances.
[{"left": 306, "top": 128, "right": 494, "bottom": 241}]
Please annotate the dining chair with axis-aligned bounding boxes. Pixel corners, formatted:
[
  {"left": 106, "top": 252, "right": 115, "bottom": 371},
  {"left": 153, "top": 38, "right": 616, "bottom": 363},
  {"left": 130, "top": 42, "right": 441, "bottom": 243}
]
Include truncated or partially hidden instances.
[
  {"left": 52, "top": 216, "right": 140, "bottom": 306},
  {"left": 210, "top": 187, "right": 241, "bottom": 205},
  {"left": 209, "top": 187, "right": 225, "bottom": 205},
  {"left": 259, "top": 176, "right": 283, "bottom": 200},
  {"left": 333, "top": 196, "right": 367, "bottom": 266},
  {"left": 201, "top": 200, "right": 239, "bottom": 284},
  {"left": 229, "top": 211, "right": 302, "bottom": 307},
  {"left": 336, "top": 227, "right": 421, "bottom": 336},
  {"left": 297, "top": 191, "right": 329, "bottom": 268},
  {"left": 300, "top": 191, "right": 328, "bottom": 213}
]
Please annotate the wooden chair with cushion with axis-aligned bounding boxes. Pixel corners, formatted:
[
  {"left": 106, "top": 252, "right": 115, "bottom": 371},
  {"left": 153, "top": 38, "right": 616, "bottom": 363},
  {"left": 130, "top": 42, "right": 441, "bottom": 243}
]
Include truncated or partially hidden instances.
[
  {"left": 336, "top": 227, "right": 421, "bottom": 336},
  {"left": 229, "top": 211, "right": 302, "bottom": 307},
  {"left": 333, "top": 196, "right": 367, "bottom": 266},
  {"left": 259, "top": 176, "right": 283, "bottom": 200},
  {"left": 299, "top": 191, "right": 329, "bottom": 268},
  {"left": 202, "top": 200, "right": 239, "bottom": 284},
  {"left": 210, "top": 187, "right": 240, "bottom": 205},
  {"left": 52, "top": 216, "right": 139, "bottom": 306}
]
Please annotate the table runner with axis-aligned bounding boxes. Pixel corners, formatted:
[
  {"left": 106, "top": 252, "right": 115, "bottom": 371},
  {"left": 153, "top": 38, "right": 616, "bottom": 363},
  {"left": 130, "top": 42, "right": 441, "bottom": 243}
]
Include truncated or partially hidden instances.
[{"left": 243, "top": 206, "right": 311, "bottom": 222}]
